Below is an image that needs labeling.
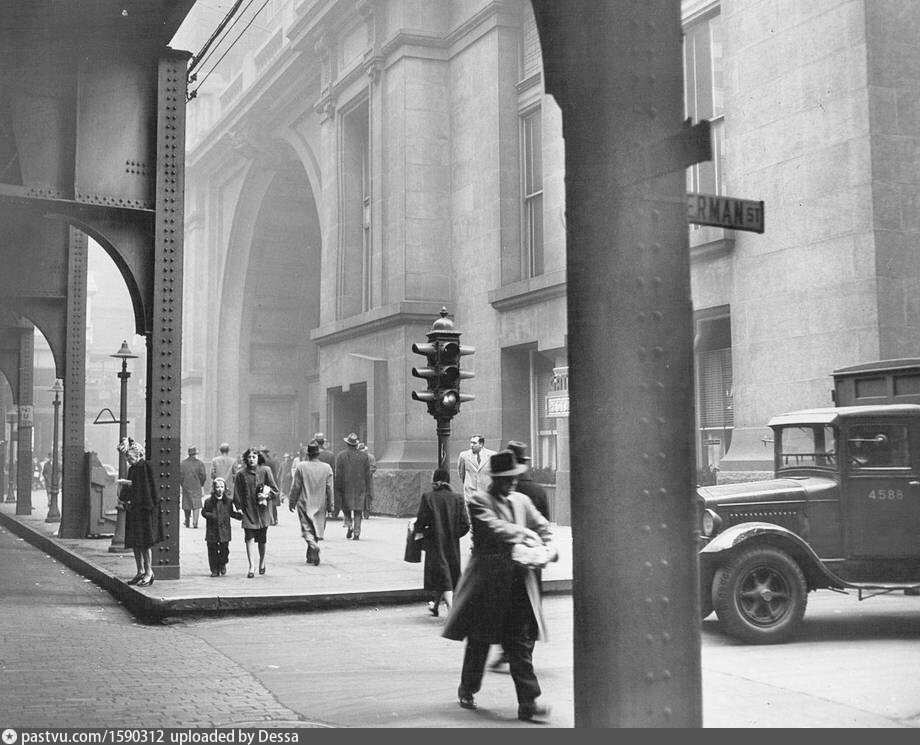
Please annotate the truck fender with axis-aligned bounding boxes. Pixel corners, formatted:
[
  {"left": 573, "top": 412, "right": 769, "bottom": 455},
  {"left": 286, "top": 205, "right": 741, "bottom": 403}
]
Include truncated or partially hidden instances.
[{"left": 699, "top": 521, "right": 844, "bottom": 591}]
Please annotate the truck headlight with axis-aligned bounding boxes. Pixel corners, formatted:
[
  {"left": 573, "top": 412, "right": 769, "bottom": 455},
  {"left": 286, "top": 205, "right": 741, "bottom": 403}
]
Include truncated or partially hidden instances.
[{"left": 701, "top": 509, "right": 721, "bottom": 538}]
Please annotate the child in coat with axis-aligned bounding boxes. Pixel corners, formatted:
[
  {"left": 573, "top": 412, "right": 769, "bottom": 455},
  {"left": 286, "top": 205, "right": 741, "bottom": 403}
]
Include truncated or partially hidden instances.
[{"left": 201, "top": 478, "right": 242, "bottom": 576}]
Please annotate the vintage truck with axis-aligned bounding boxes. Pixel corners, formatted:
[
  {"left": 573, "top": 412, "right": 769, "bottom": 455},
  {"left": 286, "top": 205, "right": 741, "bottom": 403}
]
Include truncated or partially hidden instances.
[{"left": 698, "top": 359, "right": 920, "bottom": 643}]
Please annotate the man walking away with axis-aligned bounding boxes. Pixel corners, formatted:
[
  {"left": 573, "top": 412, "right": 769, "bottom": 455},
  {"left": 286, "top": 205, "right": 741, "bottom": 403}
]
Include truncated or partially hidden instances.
[
  {"left": 288, "top": 441, "right": 333, "bottom": 565},
  {"left": 180, "top": 447, "right": 207, "bottom": 528},
  {"left": 334, "top": 433, "right": 373, "bottom": 540}
]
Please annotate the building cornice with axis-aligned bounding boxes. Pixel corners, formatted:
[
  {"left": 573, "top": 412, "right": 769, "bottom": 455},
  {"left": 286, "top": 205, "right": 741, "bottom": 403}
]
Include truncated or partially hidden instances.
[
  {"left": 311, "top": 301, "right": 453, "bottom": 346},
  {"left": 488, "top": 270, "right": 567, "bottom": 312}
]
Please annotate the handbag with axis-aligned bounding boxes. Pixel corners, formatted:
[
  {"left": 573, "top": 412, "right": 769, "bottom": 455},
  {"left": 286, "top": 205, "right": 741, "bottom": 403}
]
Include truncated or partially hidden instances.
[{"left": 404, "top": 518, "right": 423, "bottom": 563}]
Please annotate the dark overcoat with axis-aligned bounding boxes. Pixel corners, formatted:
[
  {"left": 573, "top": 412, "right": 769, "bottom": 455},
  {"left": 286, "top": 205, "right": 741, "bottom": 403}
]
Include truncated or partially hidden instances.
[
  {"left": 232, "top": 464, "right": 279, "bottom": 530},
  {"left": 201, "top": 494, "right": 242, "bottom": 543},
  {"left": 415, "top": 484, "right": 470, "bottom": 592},
  {"left": 334, "top": 446, "right": 373, "bottom": 512},
  {"left": 120, "top": 459, "right": 165, "bottom": 549},
  {"left": 442, "top": 489, "right": 555, "bottom": 643}
]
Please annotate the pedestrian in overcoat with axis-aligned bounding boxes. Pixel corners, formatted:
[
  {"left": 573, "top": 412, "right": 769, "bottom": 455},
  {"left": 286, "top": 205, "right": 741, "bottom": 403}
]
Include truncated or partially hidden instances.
[
  {"left": 233, "top": 447, "right": 280, "bottom": 578},
  {"left": 442, "top": 450, "right": 557, "bottom": 722},
  {"left": 415, "top": 468, "right": 470, "bottom": 617},
  {"left": 116, "top": 437, "right": 164, "bottom": 587},
  {"left": 201, "top": 477, "right": 242, "bottom": 576},
  {"left": 334, "top": 433, "right": 373, "bottom": 539}
]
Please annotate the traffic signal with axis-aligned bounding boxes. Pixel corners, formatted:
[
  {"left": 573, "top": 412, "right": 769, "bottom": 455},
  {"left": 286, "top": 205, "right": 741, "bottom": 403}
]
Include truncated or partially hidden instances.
[
  {"left": 411, "top": 341, "right": 441, "bottom": 414},
  {"left": 437, "top": 340, "right": 475, "bottom": 415}
]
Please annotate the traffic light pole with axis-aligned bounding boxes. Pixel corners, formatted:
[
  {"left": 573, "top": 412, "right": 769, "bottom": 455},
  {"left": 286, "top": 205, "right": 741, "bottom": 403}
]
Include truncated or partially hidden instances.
[{"left": 436, "top": 417, "right": 452, "bottom": 474}]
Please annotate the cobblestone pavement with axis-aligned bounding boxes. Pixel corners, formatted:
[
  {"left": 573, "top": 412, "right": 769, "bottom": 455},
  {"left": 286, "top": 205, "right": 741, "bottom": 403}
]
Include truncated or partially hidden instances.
[{"left": 0, "top": 523, "right": 328, "bottom": 729}]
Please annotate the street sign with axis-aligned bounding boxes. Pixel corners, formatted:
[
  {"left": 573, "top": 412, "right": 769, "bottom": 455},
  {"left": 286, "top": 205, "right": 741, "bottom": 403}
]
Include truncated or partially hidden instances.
[{"left": 687, "top": 192, "right": 764, "bottom": 233}]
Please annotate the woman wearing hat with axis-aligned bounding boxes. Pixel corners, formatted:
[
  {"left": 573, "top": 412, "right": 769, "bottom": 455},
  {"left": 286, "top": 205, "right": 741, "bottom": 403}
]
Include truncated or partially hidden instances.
[{"left": 442, "top": 449, "right": 558, "bottom": 723}]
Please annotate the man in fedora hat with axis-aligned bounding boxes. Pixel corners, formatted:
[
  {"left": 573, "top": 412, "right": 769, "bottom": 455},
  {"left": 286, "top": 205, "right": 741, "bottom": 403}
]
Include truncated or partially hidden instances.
[
  {"left": 289, "top": 441, "right": 333, "bottom": 565},
  {"left": 442, "top": 449, "right": 557, "bottom": 723},
  {"left": 180, "top": 446, "right": 207, "bottom": 528},
  {"left": 334, "top": 433, "right": 373, "bottom": 539}
]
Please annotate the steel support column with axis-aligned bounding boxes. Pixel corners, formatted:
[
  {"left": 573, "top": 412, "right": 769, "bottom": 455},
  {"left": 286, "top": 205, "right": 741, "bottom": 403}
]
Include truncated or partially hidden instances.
[
  {"left": 59, "top": 228, "right": 89, "bottom": 538},
  {"left": 146, "top": 51, "right": 189, "bottom": 580},
  {"left": 15, "top": 326, "right": 34, "bottom": 515},
  {"left": 532, "top": 0, "right": 703, "bottom": 727}
]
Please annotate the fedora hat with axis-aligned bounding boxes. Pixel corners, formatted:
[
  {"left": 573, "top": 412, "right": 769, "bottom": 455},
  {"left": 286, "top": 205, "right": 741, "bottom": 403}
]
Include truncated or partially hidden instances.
[
  {"left": 506, "top": 440, "right": 531, "bottom": 463},
  {"left": 187, "top": 446, "right": 198, "bottom": 456},
  {"left": 343, "top": 432, "right": 360, "bottom": 446},
  {"left": 488, "top": 450, "right": 527, "bottom": 477},
  {"left": 306, "top": 441, "right": 320, "bottom": 456}
]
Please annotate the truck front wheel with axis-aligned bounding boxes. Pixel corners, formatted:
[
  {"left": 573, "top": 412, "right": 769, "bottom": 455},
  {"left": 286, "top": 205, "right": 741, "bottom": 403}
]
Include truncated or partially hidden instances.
[{"left": 713, "top": 546, "right": 807, "bottom": 644}]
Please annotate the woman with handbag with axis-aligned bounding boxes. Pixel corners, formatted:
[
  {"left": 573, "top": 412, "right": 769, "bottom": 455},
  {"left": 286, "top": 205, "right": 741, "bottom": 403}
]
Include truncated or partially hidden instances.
[
  {"left": 442, "top": 450, "right": 557, "bottom": 723},
  {"left": 414, "top": 468, "right": 470, "bottom": 617},
  {"left": 232, "top": 447, "right": 280, "bottom": 578}
]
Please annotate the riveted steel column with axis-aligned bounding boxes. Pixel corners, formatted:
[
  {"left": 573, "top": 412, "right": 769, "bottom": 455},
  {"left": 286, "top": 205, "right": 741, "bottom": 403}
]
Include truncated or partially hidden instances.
[
  {"left": 15, "top": 326, "right": 34, "bottom": 515},
  {"left": 59, "top": 228, "right": 89, "bottom": 538},
  {"left": 148, "top": 51, "right": 190, "bottom": 580},
  {"left": 532, "top": 0, "right": 702, "bottom": 727}
]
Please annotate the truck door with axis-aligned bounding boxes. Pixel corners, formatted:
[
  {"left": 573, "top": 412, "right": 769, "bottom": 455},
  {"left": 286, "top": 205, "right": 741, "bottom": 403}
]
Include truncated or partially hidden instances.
[{"left": 843, "top": 420, "right": 920, "bottom": 558}]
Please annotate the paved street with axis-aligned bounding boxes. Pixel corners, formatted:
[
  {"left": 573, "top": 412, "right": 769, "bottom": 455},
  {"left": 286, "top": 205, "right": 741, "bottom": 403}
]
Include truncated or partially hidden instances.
[{"left": 1, "top": 498, "right": 920, "bottom": 728}]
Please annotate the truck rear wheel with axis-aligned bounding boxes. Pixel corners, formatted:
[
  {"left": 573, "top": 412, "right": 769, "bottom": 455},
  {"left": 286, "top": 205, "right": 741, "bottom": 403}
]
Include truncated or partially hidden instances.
[{"left": 713, "top": 546, "right": 807, "bottom": 644}]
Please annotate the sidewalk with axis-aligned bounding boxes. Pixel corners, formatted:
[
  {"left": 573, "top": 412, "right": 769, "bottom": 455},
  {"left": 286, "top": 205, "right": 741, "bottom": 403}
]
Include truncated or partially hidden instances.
[{"left": 0, "top": 493, "right": 572, "bottom": 621}]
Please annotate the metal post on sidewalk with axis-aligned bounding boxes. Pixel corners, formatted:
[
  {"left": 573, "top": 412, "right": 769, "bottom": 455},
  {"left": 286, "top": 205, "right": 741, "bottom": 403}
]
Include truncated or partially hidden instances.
[
  {"left": 5, "top": 410, "right": 16, "bottom": 503},
  {"left": 45, "top": 380, "right": 62, "bottom": 523},
  {"left": 108, "top": 341, "right": 137, "bottom": 553}
]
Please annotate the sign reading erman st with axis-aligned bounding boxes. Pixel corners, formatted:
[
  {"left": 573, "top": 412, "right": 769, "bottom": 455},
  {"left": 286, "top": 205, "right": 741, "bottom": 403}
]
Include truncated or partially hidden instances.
[{"left": 687, "top": 192, "right": 764, "bottom": 234}]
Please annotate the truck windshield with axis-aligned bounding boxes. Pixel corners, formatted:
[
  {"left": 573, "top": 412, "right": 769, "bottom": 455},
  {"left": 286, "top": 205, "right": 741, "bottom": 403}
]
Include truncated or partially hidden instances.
[{"left": 776, "top": 425, "right": 837, "bottom": 470}]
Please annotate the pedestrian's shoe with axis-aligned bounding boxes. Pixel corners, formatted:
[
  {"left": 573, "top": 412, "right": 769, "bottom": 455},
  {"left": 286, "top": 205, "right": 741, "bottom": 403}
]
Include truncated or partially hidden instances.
[
  {"left": 346, "top": 528, "right": 353, "bottom": 539},
  {"left": 517, "top": 701, "right": 551, "bottom": 722},
  {"left": 126, "top": 572, "right": 144, "bottom": 586},
  {"left": 458, "top": 694, "right": 477, "bottom": 710},
  {"left": 220, "top": 566, "right": 227, "bottom": 576},
  {"left": 427, "top": 601, "right": 439, "bottom": 617},
  {"left": 313, "top": 547, "right": 320, "bottom": 566},
  {"left": 489, "top": 654, "right": 509, "bottom": 671},
  {"left": 210, "top": 571, "right": 219, "bottom": 577},
  {"left": 184, "top": 520, "right": 190, "bottom": 528},
  {"left": 352, "top": 532, "right": 360, "bottom": 540}
]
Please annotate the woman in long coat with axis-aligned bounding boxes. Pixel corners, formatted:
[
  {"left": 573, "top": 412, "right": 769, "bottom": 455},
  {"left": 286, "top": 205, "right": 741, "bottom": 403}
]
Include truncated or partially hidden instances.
[
  {"left": 115, "top": 437, "right": 164, "bottom": 587},
  {"left": 232, "top": 447, "right": 280, "bottom": 578},
  {"left": 415, "top": 468, "right": 470, "bottom": 616},
  {"left": 442, "top": 450, "right": 557, "bottom": 721}
]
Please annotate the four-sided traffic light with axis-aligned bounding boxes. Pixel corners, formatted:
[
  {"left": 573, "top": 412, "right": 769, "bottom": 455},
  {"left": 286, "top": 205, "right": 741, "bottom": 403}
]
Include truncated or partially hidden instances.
[{"left": 411, "top": 308, "right": 475, "bottom": 420}]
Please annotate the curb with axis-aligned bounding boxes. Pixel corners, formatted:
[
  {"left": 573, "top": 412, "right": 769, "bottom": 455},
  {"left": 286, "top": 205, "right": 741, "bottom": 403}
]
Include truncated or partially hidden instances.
[{"left": 0, "top": 509, "right": 571, "bottom": 621}]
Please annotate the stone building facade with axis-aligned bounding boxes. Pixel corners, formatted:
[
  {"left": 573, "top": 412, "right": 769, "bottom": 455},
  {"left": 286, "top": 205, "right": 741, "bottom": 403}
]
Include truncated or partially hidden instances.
[{"left": 177, "top": 0, "right": 920, "bottom": 511}]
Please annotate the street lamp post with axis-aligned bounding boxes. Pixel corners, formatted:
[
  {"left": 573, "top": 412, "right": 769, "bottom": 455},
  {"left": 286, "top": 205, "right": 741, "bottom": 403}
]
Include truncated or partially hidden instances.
[
  {"left": 45, "top": 379, "right": 63, "bottom": 523},
  {"left": 109, "top": 340, "right": 138, "bottom": 553},
  {"left": 5, "top": 410, "right": 16, "bottom": 503}
]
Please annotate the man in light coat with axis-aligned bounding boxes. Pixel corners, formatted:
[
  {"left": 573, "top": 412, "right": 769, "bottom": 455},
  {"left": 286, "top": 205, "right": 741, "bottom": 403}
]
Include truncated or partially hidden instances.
[
  {"left": 443, "top": 450, "right": 557, "bottom": 723},
  {"left": 180, "top": 447, "right": 207, "bottom": 528},
  {"left": 288, "top": 441, "right": 333, "bottom": 565},
  {"left": 456, "top": 434, "right": 495, "bottom": 502},
  {"left": 210, "top": 442, "right": 236, "bottom": 497}
]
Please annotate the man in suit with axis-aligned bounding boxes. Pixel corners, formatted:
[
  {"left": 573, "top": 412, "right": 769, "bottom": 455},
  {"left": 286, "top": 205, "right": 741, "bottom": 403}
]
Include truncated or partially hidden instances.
[{"left": 457, "top": 434, "right": 495, "bottom": 502}]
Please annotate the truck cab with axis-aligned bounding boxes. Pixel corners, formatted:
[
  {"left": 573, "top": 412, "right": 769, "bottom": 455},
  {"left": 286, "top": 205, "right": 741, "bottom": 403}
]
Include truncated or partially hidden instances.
[{"left": 698, "top": 360, "right": 920, "bottom": 644}]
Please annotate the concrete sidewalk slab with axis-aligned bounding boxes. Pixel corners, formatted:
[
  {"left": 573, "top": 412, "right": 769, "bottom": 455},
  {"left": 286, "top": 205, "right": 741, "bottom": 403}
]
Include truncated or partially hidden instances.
[{"left": 0, "top": 494, "right": 572, "bottom": 620}]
